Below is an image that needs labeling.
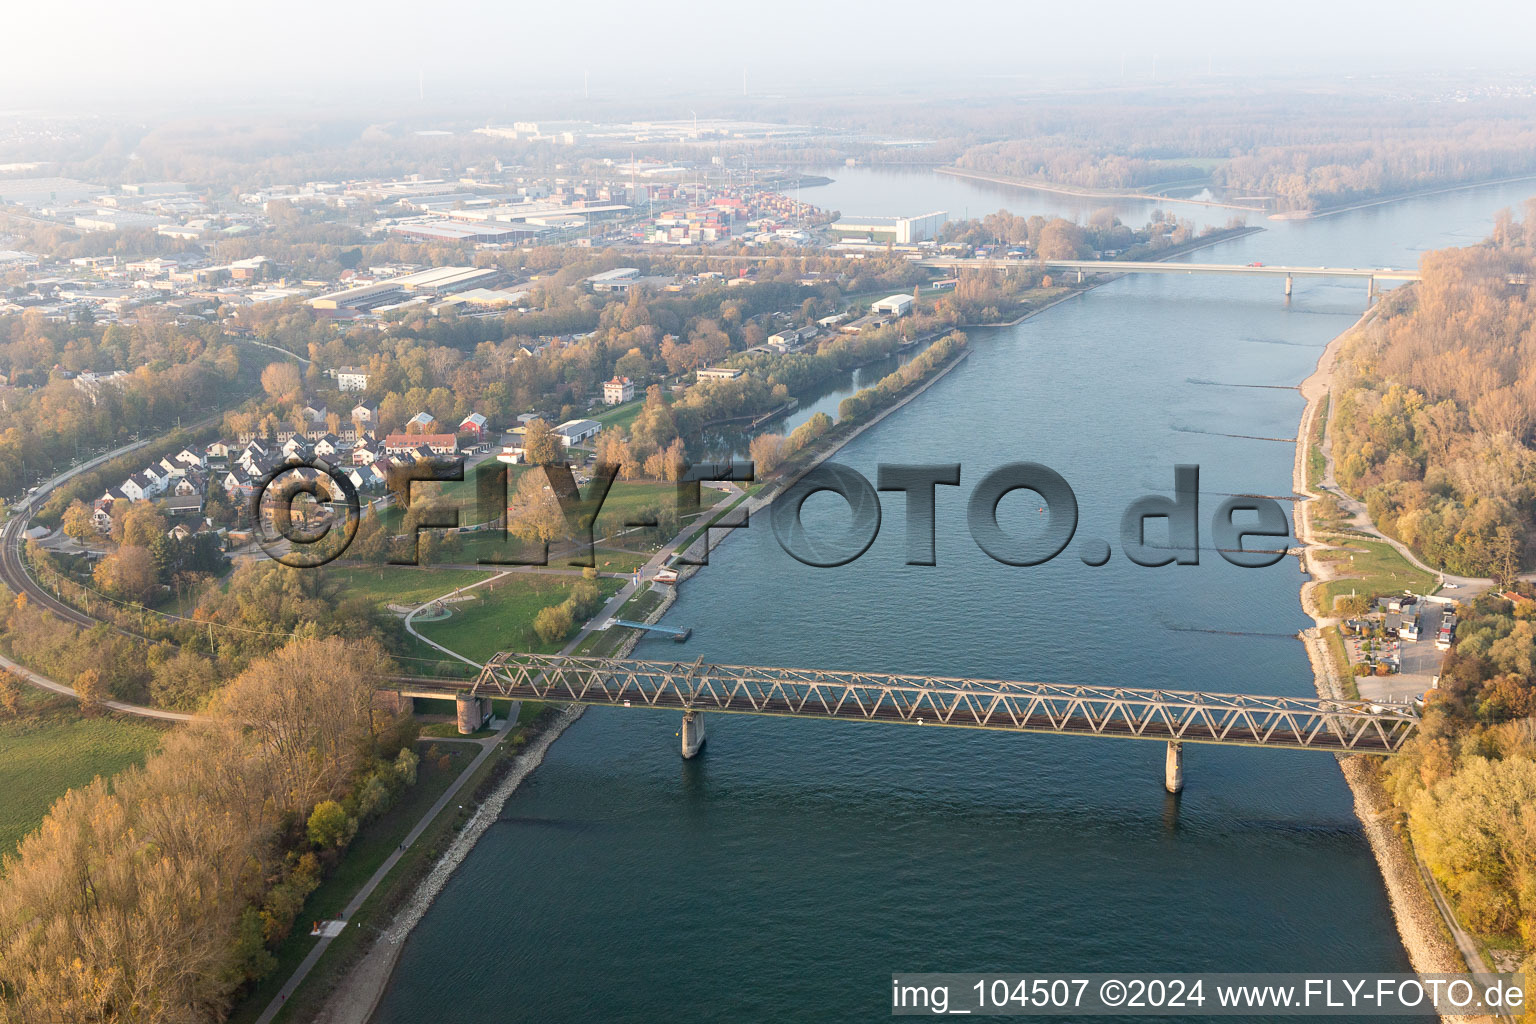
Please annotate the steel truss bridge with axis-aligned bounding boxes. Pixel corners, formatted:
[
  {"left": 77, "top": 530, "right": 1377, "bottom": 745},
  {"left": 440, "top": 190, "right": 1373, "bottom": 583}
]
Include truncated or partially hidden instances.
[{"left": 419, "top": 653, "right": 1422, "bottom": 790}]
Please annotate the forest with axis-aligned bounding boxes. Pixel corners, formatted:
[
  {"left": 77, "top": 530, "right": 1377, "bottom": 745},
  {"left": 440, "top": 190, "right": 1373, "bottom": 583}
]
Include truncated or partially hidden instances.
[
  {"left": 0, "top": 635, "right": 421, "bottom": 1022},
  {"left": 1328, "top": 204, "right": 1536, "bottom": 578},
  {"left": 1383, "top": 590, "right": 1536, "bottom": 979},
  {"left": 947, "top": 92, "right": 1536, "bottom": 212}
]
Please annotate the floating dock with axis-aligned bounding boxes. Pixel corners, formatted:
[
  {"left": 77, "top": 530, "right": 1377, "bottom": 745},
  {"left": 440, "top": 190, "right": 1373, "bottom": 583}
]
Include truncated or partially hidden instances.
[{"left": 607, "top": 618, "right": 691, "bottom": 642}]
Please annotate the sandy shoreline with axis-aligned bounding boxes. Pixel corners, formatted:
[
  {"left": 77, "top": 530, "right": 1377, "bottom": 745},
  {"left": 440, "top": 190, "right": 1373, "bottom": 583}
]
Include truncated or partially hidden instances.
[{"left": 1290, "top": 316, "right": 1478, "bottom": 1011}]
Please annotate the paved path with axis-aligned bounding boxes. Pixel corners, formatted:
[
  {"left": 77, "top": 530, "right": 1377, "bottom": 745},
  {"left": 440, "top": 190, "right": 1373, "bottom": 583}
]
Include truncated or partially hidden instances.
[
  {"left": 1315, "top": 402, "right": 1490, "bottom": 593},
  {"left": 250, "top": 481, "right": 741, "bottom": 1023},
  {"left": 0, "top": 648, "right": 204, "bottom": 722}
]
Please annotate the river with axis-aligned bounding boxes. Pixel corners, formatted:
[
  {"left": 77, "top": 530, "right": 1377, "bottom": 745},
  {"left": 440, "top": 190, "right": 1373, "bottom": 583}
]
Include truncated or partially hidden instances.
[{"left": 373, "top": 172, "right": 1536, "bottom": 1023}]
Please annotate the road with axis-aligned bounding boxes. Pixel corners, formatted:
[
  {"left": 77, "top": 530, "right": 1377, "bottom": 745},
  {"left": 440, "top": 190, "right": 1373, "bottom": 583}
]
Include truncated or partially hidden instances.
[{"left": 0, "top": 414, "right": 225, "bottom": 717}]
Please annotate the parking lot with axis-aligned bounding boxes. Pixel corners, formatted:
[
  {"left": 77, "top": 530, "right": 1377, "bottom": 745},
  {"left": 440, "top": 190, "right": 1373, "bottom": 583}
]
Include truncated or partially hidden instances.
[{"left": 1353, "top": 600, "right": 1449, "bottom": 704}]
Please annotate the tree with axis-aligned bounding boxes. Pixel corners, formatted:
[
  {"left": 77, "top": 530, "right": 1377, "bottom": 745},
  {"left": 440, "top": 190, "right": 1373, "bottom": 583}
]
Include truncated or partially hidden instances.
[
  {"left": 73, "top": 667, "right": 106, "bottom": 713},
  {"left": 1335, "top": 593, "right": 1372, "bottom": 618},
  {"left": 61, "top": 499, "right": 96, "bottom": 544},
  {"left": 261, "top": 361, "right": 302, "bottom": 403},
  {"left": 214, "top": 636, "right": 397, "bottom": 818},
  {"left": 749, "top": 433, "right": 787, "bottom": 476},
  {"left": 307, "top": 800, "right": 354, "bottom": 848},
  {"left": 93, "top": 545, "right": 157, "bottom": 603},
  {"left": 522, "top": 418, "right": 562, "bottom": 466},
  {"left": 534, "top": 603, "right": 573, "bottom": 645},
  {"left": 114, "top": 500, "right": 166, "bottom": 548},
  {"left": 0, "top": 672, "right": 20, "bottom": 716}
]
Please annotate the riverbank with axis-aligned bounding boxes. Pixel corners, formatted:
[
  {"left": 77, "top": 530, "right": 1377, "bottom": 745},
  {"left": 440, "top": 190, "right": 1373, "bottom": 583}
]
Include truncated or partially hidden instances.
[
  {"left": 962, "top": 225, "right": 1264, "bottom": 329},
  {"left": 1271, "top": 173, "right": 1536, "bottom": 221},
  {"left": 1290, "top": 316, "right": 1474, "bottom": 995},
  {"left": 311, "top": 585, "right": 678, "bottom": 1024},
  {"left": 936, "top": 165, "right": 1269, "bottom": 212}
]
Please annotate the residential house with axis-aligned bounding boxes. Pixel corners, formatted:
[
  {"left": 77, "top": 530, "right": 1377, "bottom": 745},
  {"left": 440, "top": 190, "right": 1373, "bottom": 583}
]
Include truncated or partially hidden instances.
[
  {"left": 603, "top": 376, "right": 635, "bottom": 405},
  {"left": 458, "top": 412, "right": 488, "bottom": 440},
  {"left": 382, "top": 433, "right": 458, "bottom": 457},
  {"left": 336, "top": 366, "right": 370, "bottom": 391}
]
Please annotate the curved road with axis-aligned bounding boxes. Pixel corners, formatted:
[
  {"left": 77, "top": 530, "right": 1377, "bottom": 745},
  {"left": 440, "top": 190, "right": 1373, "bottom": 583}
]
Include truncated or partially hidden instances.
[{"left": 0, "top": 419, "right": 224, "bottom": 719}]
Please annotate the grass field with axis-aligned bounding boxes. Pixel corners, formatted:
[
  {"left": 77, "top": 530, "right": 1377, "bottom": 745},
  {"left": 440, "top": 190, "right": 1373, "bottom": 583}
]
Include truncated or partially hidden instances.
[
  {"left": 1307, "top": 394, "right": 1330, "bottom": 490},
  {"left": 321, "top": 566, "right": 498, "bottom": 608},
  {"left": 1313, "top": 534, "right": 1438, "bottom": 613},
  {"left": 0, "top": 695, "right": 165, "bottom": 857},
  {"left": 595, "top": 398, "right": 645, "bottom": 433},
  {"left": 413, "top": 574, "right": 626, "bottom": 663}
]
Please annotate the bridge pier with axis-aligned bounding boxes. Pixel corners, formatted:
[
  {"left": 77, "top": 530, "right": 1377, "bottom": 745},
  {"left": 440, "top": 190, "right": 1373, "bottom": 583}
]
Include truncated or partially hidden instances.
[
  {"left": 456, "top": 693, "right": 488, "bottom": 735},
  {"left": 681, "top": 710, "right": 706, "bottom": 758},
  {"left": 1164, "top": 741, "right": 1184, "bottom": 793},
  {"left": 1367, "top": 276, "right": 1377, "bottom": 306},
  {"left": 1076, "top": 269, "right": 1084, "bottom": 283},
  {"left": 1284, "top": 274, "right": 1293, "bottom": 299}
]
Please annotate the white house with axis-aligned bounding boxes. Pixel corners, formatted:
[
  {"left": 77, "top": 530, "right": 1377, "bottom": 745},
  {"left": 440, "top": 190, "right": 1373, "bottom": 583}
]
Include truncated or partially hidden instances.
[
  {"left": 603, "top": 376, "right": 635, "bottom": 405},
  {"left": 120, "top": 474, "right": 150, "bottom": 501},
  {"left": 872, "top": 293, "right": 914, "bottom": 316},
  {"left": 336, "top": 367, "right": 370, "bottom": 391},
  {"left": 139, "top": 466, "right": 170, "bottom": 494}
]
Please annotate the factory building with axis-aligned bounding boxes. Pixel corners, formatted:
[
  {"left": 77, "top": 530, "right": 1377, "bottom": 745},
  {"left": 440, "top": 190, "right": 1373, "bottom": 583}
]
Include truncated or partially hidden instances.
[{"left": 828, "top": 210, "right": 947, "bottom": 244}]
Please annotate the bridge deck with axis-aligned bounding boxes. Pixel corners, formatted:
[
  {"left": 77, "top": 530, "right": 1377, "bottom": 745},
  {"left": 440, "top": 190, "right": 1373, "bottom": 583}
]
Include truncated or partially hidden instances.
[
  {"left": 432, "top": 654, "right": 1418, "bottom": 753},
  {"left": 916, "top": 258, "right": 1422, "bottom": 280}
]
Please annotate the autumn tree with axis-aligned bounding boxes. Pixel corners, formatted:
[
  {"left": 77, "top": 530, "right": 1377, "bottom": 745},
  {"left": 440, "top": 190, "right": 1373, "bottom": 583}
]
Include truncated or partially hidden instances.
[
  {"left": 749, "top": 433, "right": 787, "bottom": 476},
  {"left": 61, "top": 499, "right": 96, "bottom": 544},
  {"left": 112, "top": 499, "right": 166, "bottom": 548},
  {"left": 213, "top": 637, "right": 398, "bottom": 819},
  {"left": 534, "top": 603, "right": 574, "bottom": 645},
  {"left": 260, "top": 360, "right": 303, "bottom": 404},
  {"left": 93, "top": 545, "right": 157, "bottom": 603},
  {"left": 521, "top": 418, "right": 562, "bottom": 466},
  {"left": 0, "top": 673, "right": 20, "bottom": 717},
  {"left": 73, "top": 667, "right": 106, "bottom": 712}
]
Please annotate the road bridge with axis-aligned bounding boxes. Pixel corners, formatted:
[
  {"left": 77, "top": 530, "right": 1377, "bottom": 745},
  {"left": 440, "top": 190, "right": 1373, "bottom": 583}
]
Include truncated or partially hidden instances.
[
  {"left": 917, "top": 258, "right": 1424, "bottom": 305},
  {"left": 399, "top": 653, "right": 1420, "bottom": 792}
]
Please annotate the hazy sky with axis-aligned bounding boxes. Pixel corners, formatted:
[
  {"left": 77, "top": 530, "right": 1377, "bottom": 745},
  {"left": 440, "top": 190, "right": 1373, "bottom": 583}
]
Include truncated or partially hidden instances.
[{"left": 5, "top": 0, "right": 1536, "bottom": 111}]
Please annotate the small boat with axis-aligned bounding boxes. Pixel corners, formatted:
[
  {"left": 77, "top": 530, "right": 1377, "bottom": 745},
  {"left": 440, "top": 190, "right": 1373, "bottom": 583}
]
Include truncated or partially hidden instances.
[{"left": 653, "top": 567, "right": 680, "bottom": 585}]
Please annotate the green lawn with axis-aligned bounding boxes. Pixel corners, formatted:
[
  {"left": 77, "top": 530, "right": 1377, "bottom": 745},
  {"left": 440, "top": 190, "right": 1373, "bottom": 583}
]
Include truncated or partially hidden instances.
[
  {"left": 321, "top": 566, "right": 498, "bottom": 608},
  {"left": 595, "top": 398, "right": 645, "bottom": 433},
  {"left": 0, "top": 697, "right": 165, "bottom": 857},
  {"left": 413, "top": 574, "right": 625, "bottom": 663},
  {"left": 594, "top": 479, "right": 722, "bottom": 533},
  {"left": 1314, "top": 534, "right": 1438, "bottom": 613},
  {"left": 1307, "top": 395, "right": 1330, "bottom": 490}
]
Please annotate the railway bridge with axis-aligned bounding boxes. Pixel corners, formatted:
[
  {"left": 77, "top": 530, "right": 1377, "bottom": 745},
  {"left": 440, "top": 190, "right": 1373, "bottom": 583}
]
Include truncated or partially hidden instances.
[
  {"left": 917, "top": 257, "right": 1425, "bottom": 307},
  {"left": 396, "top": 652, "right": 1420, "bottom": 793}
]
